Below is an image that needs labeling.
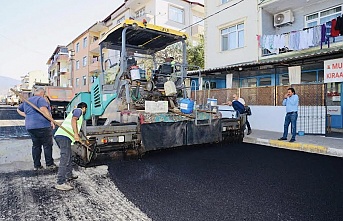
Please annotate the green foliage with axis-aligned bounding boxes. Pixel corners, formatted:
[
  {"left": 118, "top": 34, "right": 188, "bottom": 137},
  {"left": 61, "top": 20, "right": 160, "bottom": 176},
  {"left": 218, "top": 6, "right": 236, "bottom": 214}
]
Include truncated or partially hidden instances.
[
  {"left": 186, "top": 35, "right": 204, "bottom": 69},
  {"left": 138, "top": 35, "right": 204, "bottom": 70}
]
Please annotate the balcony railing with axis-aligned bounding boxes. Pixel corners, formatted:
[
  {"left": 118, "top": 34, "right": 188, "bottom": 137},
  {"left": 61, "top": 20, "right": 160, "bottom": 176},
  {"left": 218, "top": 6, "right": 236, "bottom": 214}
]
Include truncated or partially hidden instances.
[{"left": 260, "top": 24, "right": 343, "bottom": 57}]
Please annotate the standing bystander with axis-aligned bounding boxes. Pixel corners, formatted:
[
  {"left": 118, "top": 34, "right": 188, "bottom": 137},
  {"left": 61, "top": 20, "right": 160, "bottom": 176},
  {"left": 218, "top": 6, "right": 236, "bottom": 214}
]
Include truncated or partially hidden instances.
[
  {"left": 17, "top": 87, "right": 57, "bottom": 170},
  {"left": 278, "top": 88, "right": 299, "bottom": 142},
  {"left": 54, "top": 102, "right": 87, "bottom": 191}
]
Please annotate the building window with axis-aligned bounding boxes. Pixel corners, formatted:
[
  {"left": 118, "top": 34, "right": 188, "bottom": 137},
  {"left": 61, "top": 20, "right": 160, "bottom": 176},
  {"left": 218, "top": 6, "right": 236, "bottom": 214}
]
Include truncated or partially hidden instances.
[
  {"left": 59, "top": 47, "right": 68, "bottom": 54},
  {"left": 221, "top": 0, "right": 230, "bottom": 4},
  {"left": 301, "top": 71, "right": 317, "bottom": 83},
  {"left": 76, "top": 43, "right": 80, "bottom": 53},
  {"left": 169, "top": 5, "right": 184, "bottom": 23},
  {"left": 117, "top": 16, "right": 125, "bottom": 24},
  {"left": 259, "top": 77, "right": 272, "bottom": 86},
  {"left": 76, "top": 60, "right": 80, "bottom": 70},
  {"left": 83, "top": 56, "right": 87, "bottom": 67},
  {"left": 76, "top": 78, "right": 79, "bottom": 87},
  {"left": 83, "top": 37, "right": 88, "bottom": 48},
  {"left": 83, "top": 76, "right": 87, "bottom": 85},
  {"left": 241, "top": 78, "right": 257, "bottom": 87},
  {"left": 278, "top": 74, "right": 289, "bottom": 85},
  {"left": 221, "top": 23, "right": 244, "bottom": 51},
  {"left": 305, "top": 5, "right": 342, "bottom": 27},
  {"left": 135, "top": 8, "right": 145, "bottom": 18}
]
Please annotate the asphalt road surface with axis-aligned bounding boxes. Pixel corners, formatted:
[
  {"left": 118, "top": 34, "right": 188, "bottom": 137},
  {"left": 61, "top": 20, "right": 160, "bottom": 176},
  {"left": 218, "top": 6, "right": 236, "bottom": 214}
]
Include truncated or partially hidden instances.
[
  {"left": 1, "top": 105, "right": 343, "bottom": 220},
  {"left": 107, "top": 143, "right": 343, "bottom": 221}
]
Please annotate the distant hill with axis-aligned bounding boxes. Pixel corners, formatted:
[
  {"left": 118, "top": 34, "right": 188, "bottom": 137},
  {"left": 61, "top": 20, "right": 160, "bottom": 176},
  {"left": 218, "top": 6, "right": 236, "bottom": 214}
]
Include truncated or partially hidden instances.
[{"left": 0, "top": 76, "right": 20, "bottom": 97}]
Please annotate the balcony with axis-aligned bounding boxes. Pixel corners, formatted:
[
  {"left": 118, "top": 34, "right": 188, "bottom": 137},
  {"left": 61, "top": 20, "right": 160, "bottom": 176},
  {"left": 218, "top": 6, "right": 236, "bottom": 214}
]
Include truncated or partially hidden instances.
[
  {"left": 89, "top": 59, "right": 101, "bottom": 73},
  {"left": 259, "top": 2, "right": 343, "bottom": 58},
  {"left": 260, "top": 25, "right": 343, "bottom": 58},
  {"left": 89, "top": 39, "right": 100, "bottom": 53}
]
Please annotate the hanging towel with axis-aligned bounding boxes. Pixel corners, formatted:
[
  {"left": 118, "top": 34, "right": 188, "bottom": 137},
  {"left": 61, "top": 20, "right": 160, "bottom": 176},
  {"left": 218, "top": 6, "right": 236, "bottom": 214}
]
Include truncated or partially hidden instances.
[
  {"left": 321, "top": 24, "right": 326, "bottom": 42},
  {"left": 331, "top": 19, "right": 340, "bottom": 37},
  {"left": 335, "top": 16, "right": 343, "bottom": 35},
  {"left": 288, "top": 66, "right": 301, "bottom": 84}
]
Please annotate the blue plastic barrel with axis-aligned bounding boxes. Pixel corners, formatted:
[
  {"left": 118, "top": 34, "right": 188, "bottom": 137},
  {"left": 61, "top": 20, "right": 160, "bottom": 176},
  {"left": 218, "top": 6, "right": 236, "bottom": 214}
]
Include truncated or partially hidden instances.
[{"left": 180, "top": 98, "right": 194, "bottom": 114}]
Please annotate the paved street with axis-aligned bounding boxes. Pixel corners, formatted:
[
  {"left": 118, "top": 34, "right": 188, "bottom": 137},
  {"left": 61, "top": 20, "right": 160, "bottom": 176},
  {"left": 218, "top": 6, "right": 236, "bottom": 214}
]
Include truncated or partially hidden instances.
[{"left": 1, "top": 105, "right": 343, "bottom": 220}]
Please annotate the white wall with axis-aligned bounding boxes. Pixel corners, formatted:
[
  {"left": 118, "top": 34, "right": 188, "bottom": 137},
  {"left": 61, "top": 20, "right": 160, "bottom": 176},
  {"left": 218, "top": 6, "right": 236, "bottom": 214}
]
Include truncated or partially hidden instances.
[
  {"left": 219, "top": 105, "right": 326, "bottom": 134},
  {"left": 205, "top": 0, "right": 259, "bottom": 69},
  {"left": 28, "top": 70, "right": 49, "bottom": 89}
]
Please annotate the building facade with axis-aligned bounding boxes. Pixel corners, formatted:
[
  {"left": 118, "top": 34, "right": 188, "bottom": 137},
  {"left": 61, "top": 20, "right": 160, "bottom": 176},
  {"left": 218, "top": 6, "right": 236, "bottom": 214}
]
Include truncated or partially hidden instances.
[
  {"left": 66, "top": 0, "right": 204, "bottom": 94},
  {"left": 68, "top": 22, "right": 107, "bottom": 94},
  {"left": 204, "top": 0, "right": 343, "bottom": 132},
  {"left": 46, "top": 46, "right": 70, "bottom": 87},
  {"left": 20, "top": 70, "right": 49, "bottom": 91},
  {"left": 102, "top": 0, "right": 205, "bottom": 65}
]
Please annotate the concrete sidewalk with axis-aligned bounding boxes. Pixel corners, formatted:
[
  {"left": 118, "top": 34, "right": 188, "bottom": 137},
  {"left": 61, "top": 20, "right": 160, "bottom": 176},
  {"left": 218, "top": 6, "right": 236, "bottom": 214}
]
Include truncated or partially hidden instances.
[{"left": 244, "top": 129, "right": 343, "bottom": 158}]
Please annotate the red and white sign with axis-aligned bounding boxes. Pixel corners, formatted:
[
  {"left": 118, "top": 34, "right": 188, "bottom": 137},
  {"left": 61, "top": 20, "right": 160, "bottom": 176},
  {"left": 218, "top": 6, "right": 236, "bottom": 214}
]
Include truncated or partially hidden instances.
[{"left": 324, "top": 58, "right": 343, "bottom": 83}]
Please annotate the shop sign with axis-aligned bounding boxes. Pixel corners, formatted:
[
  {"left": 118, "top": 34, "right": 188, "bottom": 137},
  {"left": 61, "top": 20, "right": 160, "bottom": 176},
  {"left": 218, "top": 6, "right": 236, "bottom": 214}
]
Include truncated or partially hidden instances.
[
  {"left": 324, "top": 58, "right": 343, "bottom": 83},
  {"left": 327, "top": 106, "right": 341, "bottom": 116}
]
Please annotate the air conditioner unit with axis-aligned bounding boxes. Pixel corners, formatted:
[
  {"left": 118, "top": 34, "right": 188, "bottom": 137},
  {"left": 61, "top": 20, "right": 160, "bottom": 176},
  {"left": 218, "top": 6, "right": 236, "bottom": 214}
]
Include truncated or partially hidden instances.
[{"left": 274, "top": 10, "right": 294, "bottom": 27}]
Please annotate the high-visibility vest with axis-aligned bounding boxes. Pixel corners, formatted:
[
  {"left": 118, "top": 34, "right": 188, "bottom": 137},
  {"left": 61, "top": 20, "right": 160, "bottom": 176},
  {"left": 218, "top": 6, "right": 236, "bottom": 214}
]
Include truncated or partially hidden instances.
[{"left": 55, "top": 108, "right": 83, "bottom": 144}]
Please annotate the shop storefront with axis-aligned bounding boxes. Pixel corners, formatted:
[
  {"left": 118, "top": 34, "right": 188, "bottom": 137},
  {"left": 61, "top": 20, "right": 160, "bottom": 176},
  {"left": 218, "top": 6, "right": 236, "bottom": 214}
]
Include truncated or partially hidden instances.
[{"left": 324, "top": 58, "right": 343, "bottom": 129}]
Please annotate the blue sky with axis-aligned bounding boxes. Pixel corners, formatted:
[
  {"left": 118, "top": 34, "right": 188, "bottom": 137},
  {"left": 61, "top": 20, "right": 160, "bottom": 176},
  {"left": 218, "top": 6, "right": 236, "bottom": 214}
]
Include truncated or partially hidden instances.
[{"left": 0, "top": 0, "right": 122, "bottom": 80}]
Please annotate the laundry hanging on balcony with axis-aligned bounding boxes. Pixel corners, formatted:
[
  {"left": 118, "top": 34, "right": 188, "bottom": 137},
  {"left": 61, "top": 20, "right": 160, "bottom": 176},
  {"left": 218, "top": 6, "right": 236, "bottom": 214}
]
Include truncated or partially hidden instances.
[
  {"left": 260, "top": 25, "right": 324, "bottom": 55},
  {"left": 333, "top": 16, "right": 343, "bottom": 36}
]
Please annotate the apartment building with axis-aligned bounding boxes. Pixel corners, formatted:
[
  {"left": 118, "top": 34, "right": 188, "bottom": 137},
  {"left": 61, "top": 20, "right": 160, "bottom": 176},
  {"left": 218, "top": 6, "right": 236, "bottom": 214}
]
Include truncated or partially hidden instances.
[
  {"left": 65, "top": 0, "right": 204, "bottom": 95},
  {"left": 68, "top": 22, "right": 108, "bottom": 94},
  {"left": 20, "top": 70, "right": 49, "bottom": 91},
  {"left": 102, "top": 0, "right": 205, "bottom": 65},
  {"left": 204, "top": 0, "right": 343, "bottom": 133},
  {"left": 46, "top": 46, "right": 70, "bottom": 87}
]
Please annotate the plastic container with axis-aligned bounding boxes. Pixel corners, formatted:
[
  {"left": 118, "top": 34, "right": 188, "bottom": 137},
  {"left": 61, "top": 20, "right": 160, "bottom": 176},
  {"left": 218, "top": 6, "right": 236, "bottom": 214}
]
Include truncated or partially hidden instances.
[
  {"left": 298, "top": 131, "right": 305, "bottom": 136},
  {"left": 180, "top": 98, "right": 194, "bottom": 114},
  {"left": 164, "top": 81, "right": 177, "bottom": 96},
  {"left": 130, "top": 66, "right": 140, "bottom": 80},
  {"left": 207, "top": 98, "right": 218, "bottom": 106}
]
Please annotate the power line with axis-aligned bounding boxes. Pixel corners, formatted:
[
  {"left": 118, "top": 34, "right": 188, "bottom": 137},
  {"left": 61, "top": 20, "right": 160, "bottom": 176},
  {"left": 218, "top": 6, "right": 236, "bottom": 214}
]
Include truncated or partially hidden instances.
[{"left": 179, "top": 0, "right": 246, "bottom": 31}]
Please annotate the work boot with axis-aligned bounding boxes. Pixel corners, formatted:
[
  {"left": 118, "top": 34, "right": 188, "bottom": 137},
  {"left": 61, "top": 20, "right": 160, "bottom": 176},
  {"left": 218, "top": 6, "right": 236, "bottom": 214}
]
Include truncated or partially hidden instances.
[
  {"left": 55, "top": 183, "right": 73, "bottom": 191},
  {"left": 34, "top": 166, "right": 44, "bottom": 171},
  {"left": 46, "top": 163, "right": 58, "bottom": 170},
  {"left": 247, "top": 129, "right": 252, "bottom": 135},
  {"left": 67, "top": 175, "right": 78, "bottom": 181}
]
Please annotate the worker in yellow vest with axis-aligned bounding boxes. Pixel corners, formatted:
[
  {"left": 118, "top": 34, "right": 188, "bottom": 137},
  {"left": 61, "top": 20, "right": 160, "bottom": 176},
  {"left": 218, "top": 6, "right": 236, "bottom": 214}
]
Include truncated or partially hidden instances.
[{"left": 54, "top": 102, "right": 87, "bottom": 191}]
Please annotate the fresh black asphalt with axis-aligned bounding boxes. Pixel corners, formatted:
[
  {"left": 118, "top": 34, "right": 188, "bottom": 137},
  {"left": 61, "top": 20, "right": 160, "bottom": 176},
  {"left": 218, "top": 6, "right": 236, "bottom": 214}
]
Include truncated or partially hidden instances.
[
  {"left": 1, "top": 105, "right": 343, "bottom": 220},
  {"left": 107, "top": 143, "right": 343, "bottom": 221}
]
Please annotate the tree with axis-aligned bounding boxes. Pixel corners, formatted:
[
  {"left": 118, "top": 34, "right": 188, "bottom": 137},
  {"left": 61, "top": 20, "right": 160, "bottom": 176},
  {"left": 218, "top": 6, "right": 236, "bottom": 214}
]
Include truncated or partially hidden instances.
[
  {"left": 138, "top": 35, "right": 204, "bottom": 72},
  {"left": 186, "top": 35, "right": 204, "bottom": 69}
]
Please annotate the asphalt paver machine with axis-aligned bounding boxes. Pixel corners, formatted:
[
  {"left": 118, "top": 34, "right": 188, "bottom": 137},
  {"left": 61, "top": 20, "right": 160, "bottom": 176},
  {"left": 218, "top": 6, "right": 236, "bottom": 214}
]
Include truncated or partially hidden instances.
[{"left": 66, "top": 20, "right": 245, "bottom": 165}]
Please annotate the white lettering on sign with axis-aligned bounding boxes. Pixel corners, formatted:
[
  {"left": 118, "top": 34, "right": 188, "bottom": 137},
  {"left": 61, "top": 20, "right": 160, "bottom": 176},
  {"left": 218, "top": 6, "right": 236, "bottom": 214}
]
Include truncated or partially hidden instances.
[
  {"left": 327, "top": 106, "right": 341, "bottom": 116},
  {"left": 324, "top": 58, "right": 343, "bottom": 83}
]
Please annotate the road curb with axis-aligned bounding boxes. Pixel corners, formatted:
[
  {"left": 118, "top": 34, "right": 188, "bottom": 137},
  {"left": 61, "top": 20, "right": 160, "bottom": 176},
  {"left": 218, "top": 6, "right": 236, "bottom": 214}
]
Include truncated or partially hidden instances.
[{"left": 243, "top": 137, "right": 343, "bottom": 158}]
